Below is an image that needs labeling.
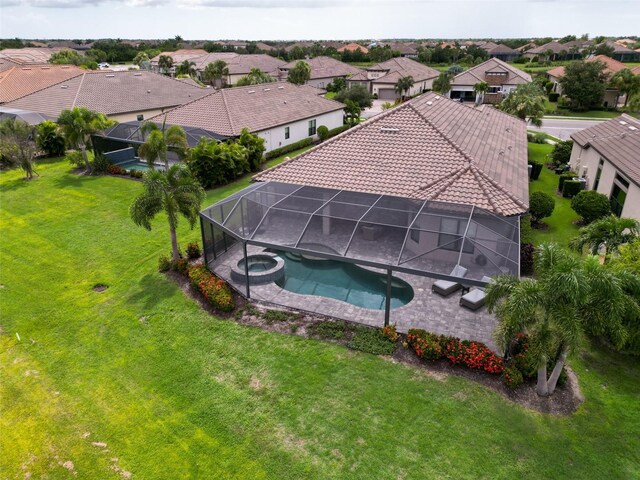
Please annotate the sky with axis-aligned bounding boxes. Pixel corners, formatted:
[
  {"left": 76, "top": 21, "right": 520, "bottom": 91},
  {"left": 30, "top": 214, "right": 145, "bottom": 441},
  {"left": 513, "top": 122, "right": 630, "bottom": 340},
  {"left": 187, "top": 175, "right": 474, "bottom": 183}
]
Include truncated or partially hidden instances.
[{"left": 0, "top": 0, "right": 638, "bottom": 41}]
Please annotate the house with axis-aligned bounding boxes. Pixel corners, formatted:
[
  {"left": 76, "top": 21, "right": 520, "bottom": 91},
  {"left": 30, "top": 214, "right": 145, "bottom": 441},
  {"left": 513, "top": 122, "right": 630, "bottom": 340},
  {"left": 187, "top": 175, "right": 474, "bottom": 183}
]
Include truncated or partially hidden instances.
[
  {"left": 337, "top": 43, "right": 369, "bottom": 54},
  {"left": 603, "top": 41, "right": 640, "bottom": 62},
  {"left": 279, "top": 56, "right": 363, "bottom": 89},
  {"left": 151, "top": 82, "right": 345, "bottom": 152},
  {"left": 149, "top": 49, "right": 208, "bottom": 73},
  {"left": 0, "top": 57, "right": 21, "bottom": 73},
  {"left": 255, "top": 42, "right": 276, "bottom": 52},
  {"left": 0, "top": 47, "right": 71, "bottom": 65},
  {"left": 384, "top": 42, "right": 419, "bottom": 58},
  {"left": 2, "top": 70, "right": 210, "bottom": 123},
  {"left": 632, "top": 65, "right": 640, "bottom": 75},
  {"left": 0, "top": 64, "right": 84, "bottom": 104},
  {"left": 482, "top": 43, "right": 520, "bottom": 62},
  {"left": 546, "top": 55, "right": 630, "bottom": 108},
  {"left": 449, "top": 58, "right": 531, "bottom": 103},
  {"left": 569, "top": 114, "right": 640, "bottom": 220},
  {"left": 193, "top": 53, "right": 287, "bottom": 86},
  {"left": 353, "top": 57, "right": 440, "bottom": 100}
]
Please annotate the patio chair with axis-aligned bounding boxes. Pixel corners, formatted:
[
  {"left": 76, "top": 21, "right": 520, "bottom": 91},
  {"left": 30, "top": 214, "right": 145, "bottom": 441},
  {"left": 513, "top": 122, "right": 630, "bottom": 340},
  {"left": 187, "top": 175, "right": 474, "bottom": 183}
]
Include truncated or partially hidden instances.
[
  {"left": 459, "top": 276, "right": 492, "bottom": 311},
  {"left": 432, "top": 265, "right": 468, "bottom": 297}
]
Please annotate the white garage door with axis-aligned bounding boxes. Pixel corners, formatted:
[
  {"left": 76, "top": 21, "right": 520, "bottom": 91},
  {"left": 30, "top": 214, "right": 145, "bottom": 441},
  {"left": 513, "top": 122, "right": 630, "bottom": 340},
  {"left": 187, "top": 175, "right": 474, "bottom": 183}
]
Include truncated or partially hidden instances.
[{"left": 378, "top": 88, "right": 398, "bottom": 100}]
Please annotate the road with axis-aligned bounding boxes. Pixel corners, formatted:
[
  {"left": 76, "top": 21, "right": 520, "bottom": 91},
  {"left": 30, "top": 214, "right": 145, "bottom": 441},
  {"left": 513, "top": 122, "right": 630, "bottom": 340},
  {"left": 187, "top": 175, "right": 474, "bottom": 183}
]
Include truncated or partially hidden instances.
[{"left": 530, "top": 117, "right": 607, "bottom": 140}]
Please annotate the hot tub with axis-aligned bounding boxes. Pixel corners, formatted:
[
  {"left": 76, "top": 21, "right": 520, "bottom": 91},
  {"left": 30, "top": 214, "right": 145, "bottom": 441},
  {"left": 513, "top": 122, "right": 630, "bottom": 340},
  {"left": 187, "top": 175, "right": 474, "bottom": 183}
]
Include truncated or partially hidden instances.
[{"left": 230, "top": 252, "right": 285, "bottom": 285}]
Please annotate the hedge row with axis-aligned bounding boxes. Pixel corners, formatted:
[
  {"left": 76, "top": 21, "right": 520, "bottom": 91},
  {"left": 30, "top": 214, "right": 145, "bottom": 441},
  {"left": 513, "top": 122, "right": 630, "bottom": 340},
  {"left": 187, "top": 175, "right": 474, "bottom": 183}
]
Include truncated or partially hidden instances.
[
  {"left": 326, "top": 124, "right": 350, "bottom": 139},
  {"left": 264, "top": 137, "right": 314, "bottom": 160},
  {"left": 188, "top": 264, "right": 235, "bottom": 312}
]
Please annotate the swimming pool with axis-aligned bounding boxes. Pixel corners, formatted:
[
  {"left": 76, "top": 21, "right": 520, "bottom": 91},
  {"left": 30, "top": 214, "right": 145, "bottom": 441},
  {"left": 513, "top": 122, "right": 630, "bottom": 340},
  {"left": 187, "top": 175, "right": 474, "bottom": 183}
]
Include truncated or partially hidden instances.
[
  {"left": 116, "top": 160, "right": 153, "bottom": 172},
  {"left": 272, "top": 250, "right": 414, "bottom": 310}
]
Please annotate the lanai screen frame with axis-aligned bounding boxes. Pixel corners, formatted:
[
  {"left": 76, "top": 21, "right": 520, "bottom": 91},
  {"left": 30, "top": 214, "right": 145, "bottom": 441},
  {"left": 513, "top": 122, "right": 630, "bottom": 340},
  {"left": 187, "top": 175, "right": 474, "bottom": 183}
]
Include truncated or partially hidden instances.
[{"left": 200, "top": 181, "right": 521, "bottom": 324}]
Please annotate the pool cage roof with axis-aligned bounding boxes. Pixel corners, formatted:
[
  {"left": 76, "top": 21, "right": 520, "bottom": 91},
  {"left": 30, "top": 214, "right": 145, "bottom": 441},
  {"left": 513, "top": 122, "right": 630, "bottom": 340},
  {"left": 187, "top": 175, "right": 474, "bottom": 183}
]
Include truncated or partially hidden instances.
[
  {"left": 102, "top": 121, "right": 229, "bottom": 147},
  {"left": 201, "top": 182, "right": 521, "bottom": 286}
]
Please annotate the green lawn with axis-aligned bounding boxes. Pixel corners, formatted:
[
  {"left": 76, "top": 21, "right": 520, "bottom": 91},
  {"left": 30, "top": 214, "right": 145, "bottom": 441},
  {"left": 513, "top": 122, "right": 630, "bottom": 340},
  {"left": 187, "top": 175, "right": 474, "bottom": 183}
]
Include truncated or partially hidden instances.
[
  {"left": 1, "top": 157, "right": 640, "bottom": 479},
  {"left": 528, "top": 143, "right": 581, "bottom": 247},
  {"left": 544, "top": 100, "right": 623, "bottom": 119}
]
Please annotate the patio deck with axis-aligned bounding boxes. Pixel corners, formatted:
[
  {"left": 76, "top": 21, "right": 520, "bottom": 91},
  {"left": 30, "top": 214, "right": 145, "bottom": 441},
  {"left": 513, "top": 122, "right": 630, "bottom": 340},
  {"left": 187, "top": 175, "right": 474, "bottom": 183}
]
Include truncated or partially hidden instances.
[{"left": 210, "top": 244, "right": 500, "bottom": 351}]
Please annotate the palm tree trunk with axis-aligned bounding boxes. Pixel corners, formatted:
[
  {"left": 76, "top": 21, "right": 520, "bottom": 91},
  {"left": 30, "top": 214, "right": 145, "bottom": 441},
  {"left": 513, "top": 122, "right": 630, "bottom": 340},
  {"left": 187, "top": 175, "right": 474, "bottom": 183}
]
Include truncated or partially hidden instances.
[
  {"left": 170, "top": 226, "right": 180, "bottom": 261},
  {"left": 546, "top": 349, "right": 568, "bottom": 395},
  {"left": 623, "top": 94, "right": 629, "bottom": 108},
  {"left": 536, "top": 356, "right": 549, "bottom": 396},
  {"left": 81, "top": 146, "right": 92, "bottom": 174}
]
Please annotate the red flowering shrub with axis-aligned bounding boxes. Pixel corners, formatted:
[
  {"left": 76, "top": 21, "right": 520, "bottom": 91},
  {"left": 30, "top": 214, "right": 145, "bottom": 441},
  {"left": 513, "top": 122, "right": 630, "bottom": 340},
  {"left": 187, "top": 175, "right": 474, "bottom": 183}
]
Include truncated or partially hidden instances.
[
  {"left": 407, "top": 329, "right": 443, "bottom": 361},
  {"left": 187, "top": 264, "right": 235, "bottom": 312},
  {"left": 382, "top": 324, "right": 399, "bottom": 343},
  {"left": 502, "top": 365, "right": 524, "bottom": 389},
  {"left": 172, "top": 258, "right": 189, "bottom": 275},
  {"left": 511, "top": 332, "right": 536, "bottom": 378},
  {"left": 107, "top": 164, "right": 127, "bottom": 175}
]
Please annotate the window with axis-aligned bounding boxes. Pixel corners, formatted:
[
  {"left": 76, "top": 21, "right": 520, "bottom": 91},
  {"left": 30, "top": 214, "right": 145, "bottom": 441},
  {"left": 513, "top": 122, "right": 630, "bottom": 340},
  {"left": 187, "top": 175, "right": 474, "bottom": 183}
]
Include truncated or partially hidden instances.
[
  {"left": 610, "top": 174, "right": 629, "bottom": 217},
  {"left": 284, "top": 126, "right": 290, "bottom": 140},
  {"left": 308, "top": 119, "right": 317, "bottom": 136},
  {"left": 438, "top": 218, "right": 474, "bottom": 254},
  {"left": 593, "top": 158, "right": 604, "bottom": 191}
]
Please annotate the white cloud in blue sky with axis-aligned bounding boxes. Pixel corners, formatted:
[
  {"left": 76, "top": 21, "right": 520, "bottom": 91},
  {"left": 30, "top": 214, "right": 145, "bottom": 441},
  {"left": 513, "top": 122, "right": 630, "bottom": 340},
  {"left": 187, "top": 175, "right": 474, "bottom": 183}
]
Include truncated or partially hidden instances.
[{"left": 0, "top": 0, "right": 638, "bottom": 39}]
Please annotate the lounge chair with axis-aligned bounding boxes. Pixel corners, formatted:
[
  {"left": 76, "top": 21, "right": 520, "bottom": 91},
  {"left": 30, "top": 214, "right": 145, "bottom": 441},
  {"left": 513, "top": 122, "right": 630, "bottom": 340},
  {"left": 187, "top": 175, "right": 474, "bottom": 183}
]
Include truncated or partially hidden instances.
[
  {"left": 460, "top": 276, "right": 492, "bottom": 311},
  {"left": 432, "top": 265, "right": 468, "bottom": 297}
]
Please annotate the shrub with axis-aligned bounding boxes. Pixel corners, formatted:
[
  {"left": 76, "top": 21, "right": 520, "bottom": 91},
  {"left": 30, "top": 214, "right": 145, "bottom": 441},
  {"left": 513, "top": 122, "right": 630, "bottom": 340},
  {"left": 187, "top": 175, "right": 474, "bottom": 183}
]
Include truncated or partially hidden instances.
[
  {"left": 308, "top": 321, "right": 348, "bottom": 340},
  {"left": 550, "top": 140, "right": 573, "bottom": 166},
  {"left": 562, "top": 180, "right": 583, "bottom": 198},
  {"left": 186, "top": 241, "right": 201, "bottom": 259},
  {"left": 381, "top": 101, "right": 394, "bottom": 110},
  {"left": 502, "top": 365, "right": 524, "bottom": 389},
  {"left": 520, "top": 243, "right": 535, "bottom": 275},
  {"left": 158, "top": 254, "right": 171, "bottom": 272},
  {"left": 520, "top": 214, "right": 533, "bottom": 244},
  {"left": 317, "top": 125, "right": 329, "bottom": 141},
  {"left": 264, "top": 137, "right": 314, "bottom": 160},
  {"left": 106, "top": 164, "right": 127, "bottom": 175},
  {"left": 442, "top": 337, "right": 504, "bottom": 374},
  {"left": 548, "top": 92, "right": 560, "bottom": 102},
  {"left": 262, "top": 309, "right": 299, "bottom": 322},
  {"left": 527, "top": 132, "right": 547, "bottom": 144},
  {"left": 529, "top": 191, "right": 555, "bottom": 223},
  {"left": 238, "top": 128, "right": 266, "bottom": 171},
  {"left": 382, "top": 324, "right": 399, "bottom": 343},
  {"left": 558, "top": 172, "right": 576, "bottom": 192},
  {"left": 36, "top": 120, "right": 65, "bottom": 157},
  {"left": 347, "top": 326, "right": 396, "bottom": 355},
  {"left": 188, "top": 264, "right": 209, "bottom": 288},
  {"left": 188, "top": 263, "right": 235, "bottom": 312},
  {"left": 571, "top": 190, "right": 611, "bottom": 224},
  {"left": 407, "top": 330, "right": 443, "bottom": 361},
  {"left": 171, "top": 257, "right": 189, "bottom": 275},
  {"left": 528, "top": 160, "right": 543, "bottom": 180},
  {"left": 187, "top": 138, "right": 249, "bottom": 188},
  {"left": 326, "top": 124, "right": 350, "bottom": 139},
  {"left": 66, "top": 150, "right": 85, "bottom": 168}
]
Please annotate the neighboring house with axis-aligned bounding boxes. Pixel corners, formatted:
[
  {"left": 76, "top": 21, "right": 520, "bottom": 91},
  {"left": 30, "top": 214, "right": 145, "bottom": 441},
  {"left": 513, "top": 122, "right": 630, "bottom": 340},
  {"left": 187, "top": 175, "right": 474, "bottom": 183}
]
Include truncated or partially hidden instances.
[
  {"left": 0, "top": 47, "right": 71, "bottom": 65},
  {"left": 521, "top": 40, "right": 591, "bottom": 60},
  {"left": 604, "top": 41, "right": 640, "bottom": 62},
  {"left": 483, "top": 43, "right": 520, "bottom": 62},
  {"left": 631, "top": 65, "right": 640, "bottom": 75},
  {"left": 152, "top": 82, "right": 345, "bottom": 152},
  {"left": 192, "top": 53, "right": 286, "bottom": 86},
  {"left": 355, "top": 57, "right": 440, "bottom": 100},
  {"left": 256, "top": 92, "right": 529, "bottom": 217},
  {"left": 285, "top": 42, "right": 316, "bottom": 52},
  {"left": 546, "top": 55, "right": 630, "bottom": 108},
  {"left": 384, "top": 42, "right": 419, "bottom": 58},
  {"left": 279, "top": 56, "right": 363, "bottom": 89},
  {"left": 0, "top": 64, "right": 84, "bottom": 104},
  {"left": 0, "top": 57, "right": 21, "bottom": 73},
  {"left": 569, "top": 114, "right": 640, "bottom": 220},
  {"left": 2, "top": 70, "right": 209, "bottom": 123},
  {"left": 255, "top": 42, "right": 276, "bottom": 52},
  {"left": 149, "top": 49, "right": 208, "bottom": 73},
  {"left": 449, "top": 58, "right": 531, "bottom": 103},
  {"left": 337, "top": 43, "right": 369, "bottom": 54}
]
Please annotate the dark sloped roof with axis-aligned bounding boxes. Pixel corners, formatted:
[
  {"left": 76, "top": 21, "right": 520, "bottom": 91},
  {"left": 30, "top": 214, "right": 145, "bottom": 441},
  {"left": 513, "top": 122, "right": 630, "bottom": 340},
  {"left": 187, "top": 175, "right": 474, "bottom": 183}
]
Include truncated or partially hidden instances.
[
  {"left": 256, "top": 92, "right": 529, "bottom": 216},
  {"left": 452, "top": 58, "right": 531, "bottom": 86},
  {"left": 367, "top": 57, "right": 440, "bottom": 83},
  {"left": 280, "top": 56, "right": 363, "bottom": 79}
]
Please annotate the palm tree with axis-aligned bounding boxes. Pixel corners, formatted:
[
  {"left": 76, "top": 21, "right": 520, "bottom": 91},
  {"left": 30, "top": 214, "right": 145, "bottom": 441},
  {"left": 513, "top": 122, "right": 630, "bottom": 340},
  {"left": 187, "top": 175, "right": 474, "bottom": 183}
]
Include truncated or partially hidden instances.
[
  {"left": 432, "top": 72, "right": 451, "bottom": 95},
  {"left": 57, "top": 107, "right": 114, "bottom": 174},
  {"left": 175, "top": 60, "right": 196, "bottom": 77},
  {"left": 138, "top": 118, "right": 188, "bottom": 170},
  {"left": 571, "top": 215, "right": 640, "bottom": 255},
  {"left": 158, "top": 55, "right": 174, "bottom": 76},
  {"left": 486, "top": 243, "right": 639, "bottom": 396},
  {"left": 473, "top": 81, "right": 489, "bottom": 104},
  {"left": 130, "top": 164, "right": 205, "bottom": 261},
  {"left": 0, "top": 118, "right": 38, "bottom": 179},
  {"left": 498, "top": 83, "right": 546, "bottom": 127},
  {"left": 236, "top": 68, "right": 274, "bottom": 86},
  {"left": 394, "top": 76, "right": 415, "bottom": 100},
  {"left": 610, "top": 69, "right": 640, "bottom": 108},
  {"left": 203, "top": 60, "right": 229, "bottom": 88}
]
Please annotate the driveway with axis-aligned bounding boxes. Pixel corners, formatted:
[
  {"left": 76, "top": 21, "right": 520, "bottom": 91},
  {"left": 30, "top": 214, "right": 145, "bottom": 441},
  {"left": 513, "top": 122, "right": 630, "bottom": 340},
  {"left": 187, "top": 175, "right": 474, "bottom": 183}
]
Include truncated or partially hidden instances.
[
  {"left": 530, "top": 117, "right": 608, "bottom": 140},
  {"left": 362, "top": 100, "right": 387, "bottom": 119}
]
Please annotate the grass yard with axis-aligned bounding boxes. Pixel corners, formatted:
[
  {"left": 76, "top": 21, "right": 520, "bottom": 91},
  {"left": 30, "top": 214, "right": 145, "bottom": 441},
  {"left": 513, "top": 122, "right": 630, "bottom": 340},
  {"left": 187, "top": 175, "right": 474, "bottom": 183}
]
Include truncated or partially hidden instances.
[
  {"left": 528, "top": 143, "right": 581, "bottom": 247},
  {"left": 1, "top": 157, "right": 640, "bottom": 479},
  {"left": 544, "top": 100, "right": 623, "bottom": 119}
]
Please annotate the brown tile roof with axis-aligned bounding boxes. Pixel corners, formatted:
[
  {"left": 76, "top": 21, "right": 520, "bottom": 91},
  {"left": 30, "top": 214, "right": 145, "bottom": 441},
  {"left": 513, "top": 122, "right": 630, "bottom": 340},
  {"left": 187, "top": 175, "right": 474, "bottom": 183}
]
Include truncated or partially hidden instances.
[
  {"left": 192, "top": 53, "right": 286, "bottom": 76},
  {"left": 0, "top": 47, "right": 72, "bottom": 65},
  {"left": 546, "top": 66, "right": 566, "bottom": 78},
  {"left": 348, "top": 71, "right": 370, "bottom": 81},
  {"left": 151, "top": 81, "right": 345, "bottom": 137},
  {"left": 255, "top": 42, "right": 276, "bottom": 51},
  {"left": 337, "top": 43, "right": 369, "bottom": 54},
  {"left": 486, "top": 43, "right": 519, "bottom": 55},
  {"left": 256, "top": 92, "right": 529, "bottom": 216},
  {"left": 605, "top": 41, "right": 637, "bottom": 54},
  {"left": 0, "top": 64, "right": 84, "bottom": 104},
  {"left": 150, "top": 49, "right": 208, "bottom": 65},
  {"left": 280, "top": 56, "right": 363, "bottom": 80},
  {"left": 368, "top": 57, "right": 440, "bottom": 83},
  {"left": 571, "top": 114, "right": 640, "bottom": 187},
  {"left": 0, "top": 57, "right": 20, "bottom": 73},
  {"left": 452, "top": 58, "right": 531, "bottom": 86},
  {"left": 525, "top": 41, "right": 566, "bottom": 55},
  {"left": 5, "top": 70, "right": 209, "bottom": 118},
  {"left": 546, "top": 55, "right": 630, "bottom": 79},
  {"left": 386, "top": 42, "right": 418, "bottom": 55}
]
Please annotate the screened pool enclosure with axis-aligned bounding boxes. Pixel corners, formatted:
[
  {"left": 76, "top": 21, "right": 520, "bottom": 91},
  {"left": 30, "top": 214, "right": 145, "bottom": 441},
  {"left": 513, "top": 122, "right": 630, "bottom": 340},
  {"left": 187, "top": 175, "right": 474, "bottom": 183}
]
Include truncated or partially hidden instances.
[{"left": 201, "top": 181, "right": 520, "bottom": 324}]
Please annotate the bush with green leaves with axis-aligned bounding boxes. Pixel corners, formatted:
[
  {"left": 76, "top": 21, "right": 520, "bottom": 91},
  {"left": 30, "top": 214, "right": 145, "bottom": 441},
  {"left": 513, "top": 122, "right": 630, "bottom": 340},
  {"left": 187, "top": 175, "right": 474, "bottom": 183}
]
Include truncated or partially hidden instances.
[
  {"left": 571, "top": 190, "right": 611, "bottom": 224},
  {"left": 558, "top": 172, "right": 576, "bottom": 192},
  {"left": 529, "top": 191, "right": 555, "bottom": 224},
  {"left": 550, "top": 140, "right": 573, "bottom": 167},
  {"left": 346, "top": 326, "right": 396, "bottom": 355},
  {"left": 186, "top": 138, "right": 249, "bottom": 188},
  {"left": 66, "top": 150, "right": 85, "bottom": 168},
  {"left": 562, "top": 180, "right": 583, "bottom": 198},
  {"left": 91, "top": 153, "right": 111, "bottom": 174},
  {"left": 527, "top": 132, "right": 547, "bottom": 144},
  {"left": 264, "top": 137, "right": 314, "bottom": 160},
  {"left": 36, "top": 121, "right": 65, "bottom": 157},
  {"left": 317, "top": 125, "right": 329, "bottom": 142},
  {"left": 158, "top": 254, "right": 171, "bottom": 272},
  {"left": 326, "top": 125, "right": 350, "bottom": 139},
  {"left": 334, "top": 84, "right": 373, "bottom": 109},
  {"left": 237, "top": 128, "right": 265, "bottom": 171}
]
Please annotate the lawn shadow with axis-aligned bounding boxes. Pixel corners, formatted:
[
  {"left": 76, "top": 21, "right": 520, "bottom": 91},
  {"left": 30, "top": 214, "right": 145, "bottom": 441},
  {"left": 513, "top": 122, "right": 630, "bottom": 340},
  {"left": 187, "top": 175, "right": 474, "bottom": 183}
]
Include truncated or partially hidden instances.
[
  {"left": 126, "top": 272, "right": 174, "bottom": 310},
  {"left": 0, "top": 176, "right": 33, "bottom": 193},
  {"left": 52, "top": 172, "right": 102, "bottom": 189}
]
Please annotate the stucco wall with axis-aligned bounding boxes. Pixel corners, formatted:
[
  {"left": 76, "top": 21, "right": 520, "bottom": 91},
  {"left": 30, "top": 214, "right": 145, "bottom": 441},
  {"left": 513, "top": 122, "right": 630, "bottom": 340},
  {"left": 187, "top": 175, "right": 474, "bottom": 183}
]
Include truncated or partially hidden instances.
[
  {"left": 255, "top": 109, "right": 343, "bottom": 152},
  {"left": 108, "top": 107, "right": 170, "bottom": 123},
  {"left": 371, "top": 79, "right": 433, "bottom": 99}
]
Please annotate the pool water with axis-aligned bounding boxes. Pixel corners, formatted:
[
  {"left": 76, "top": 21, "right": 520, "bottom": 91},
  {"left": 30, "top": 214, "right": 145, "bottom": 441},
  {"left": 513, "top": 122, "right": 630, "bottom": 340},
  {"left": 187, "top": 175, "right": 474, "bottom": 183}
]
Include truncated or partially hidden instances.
[
  {"left": 117, "top": 160, "right": 152, "bottom": 171},
  {"left": 273, "top": 251, "right": 414, "bottom": 310},
  {"left": 239, "top": 257, "right": 277, "bottom": 273}
]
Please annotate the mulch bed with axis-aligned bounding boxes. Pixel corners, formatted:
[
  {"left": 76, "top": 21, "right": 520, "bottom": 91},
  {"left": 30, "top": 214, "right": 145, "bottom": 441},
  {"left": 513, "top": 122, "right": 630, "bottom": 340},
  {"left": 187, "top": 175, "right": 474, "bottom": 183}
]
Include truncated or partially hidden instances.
[{"left": 167, "top": 265, "right": 584, "bottom": 416}]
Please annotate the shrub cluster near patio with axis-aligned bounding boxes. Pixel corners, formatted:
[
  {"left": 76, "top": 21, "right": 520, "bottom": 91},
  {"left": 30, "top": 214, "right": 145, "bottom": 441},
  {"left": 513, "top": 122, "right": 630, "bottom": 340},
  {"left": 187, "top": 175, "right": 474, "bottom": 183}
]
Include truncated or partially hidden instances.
[{"left": 1, "top": 158, "right": 640, "bottom": 479}]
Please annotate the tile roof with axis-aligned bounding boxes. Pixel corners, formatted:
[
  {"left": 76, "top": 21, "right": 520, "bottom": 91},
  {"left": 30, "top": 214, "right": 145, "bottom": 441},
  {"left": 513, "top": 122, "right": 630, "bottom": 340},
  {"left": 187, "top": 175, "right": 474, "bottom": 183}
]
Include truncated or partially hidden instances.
[
  {"left": 571, "top": 114, "right": 640, "bottom": 187},
  {"left": 486, "top": 43, "right": 519, "bottom": 55},
  {"left": 5, "top": 70, "right": 209, "bottom": 118},
  {"left": 452, "top": 58, "right": 531, "bottom": 86},
  {"left": 525, "top": 41, "right": 567, "bottom": 55},
  {"left": 0, "top": 57, "right": 20, "bottom": 73},
  {"left": 151, "top": 81, "right": 345, "bottom": 137},
  {"left": 0, "top": 47, "right": 71, "bottom": 65},
  {"left": 255, "top": 42, "right": 276, "bottom": 51},
  {"left": 256, "top": 92, "right": 529, "bottom": 216},
  {"left": 0, "top": 64, "right": 84, "bottom": 104},
  {"left": 546, "top": 55, "right": 630, "bottom": 79},
  {"left": 605, "top": 41, "right": 637, "bottom": 54},
  {"left": 149, "top": 49, "right": 208, "bottom": 65},
  {"left": 368, "top": 57, "right": 440, "bottom": 83},
  {"left": 632, "top": 66, "right": 640, "bottom": 75},
  {"left": 280, "top": 56, "right": 363, "bottom": 80},
  {"left": 385, "top": 42, "right": 418, "bottom": 55},
  {"left": 337, "top": 43, "right": 369, "bottom": 54},
  {"left": 192, "top": 53, "right": 286, "bottom": 76}
]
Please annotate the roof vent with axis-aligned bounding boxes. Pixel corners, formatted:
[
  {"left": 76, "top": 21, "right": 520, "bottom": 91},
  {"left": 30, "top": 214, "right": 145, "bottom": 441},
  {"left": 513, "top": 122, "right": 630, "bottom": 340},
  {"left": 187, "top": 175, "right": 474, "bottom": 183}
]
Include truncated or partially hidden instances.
[
  {"left": 147, "top": 89, "right": 151, "bottom": 93},
  {"left": 61, "top": 85, "right": 68, "bottom": 89},
  {"left": 21, "top": 68, "right": 32, "bottom": 71},
  {"left": 134, "top": 73, "right": 142, "bottom": 76},
  {"left": 380, "top": 127, "right": 399, "bottom": 133},
  {"left": 105, "top": 74, "right": 115, "bottom": 78},
  {"left": 619, "top": 120, "right": 627, "bottom": 125},
  {"left": 434, "top": 95, "right": 440, "bottom": 100},
  {"left": 278, "top": 86, "right": 284, "bottom": 89},
  {"left": 263, "top": 88, "right": 270, "bottom": 91},
  {"left": 247, "top": 90, "right": 255, "bottom": 94},
  {"left": 629, "top": 126, "right": 637, "bottom": 131},
  {"left": 426, "top": 101, "right": 433, "bottom": 106}
]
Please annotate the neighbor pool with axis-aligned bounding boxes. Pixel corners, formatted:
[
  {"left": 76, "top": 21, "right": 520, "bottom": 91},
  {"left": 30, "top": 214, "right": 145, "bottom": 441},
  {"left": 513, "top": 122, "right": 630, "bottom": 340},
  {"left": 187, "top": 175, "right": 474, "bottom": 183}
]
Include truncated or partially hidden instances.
[
  {"left": 272, "top": 250, "right": 414, "bottom": 310},
  {"left": 116, "top": 160, "right": 152, "bottom": 172}
]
